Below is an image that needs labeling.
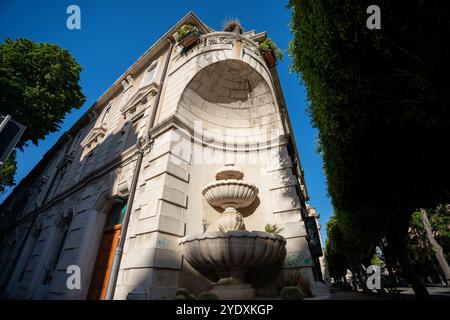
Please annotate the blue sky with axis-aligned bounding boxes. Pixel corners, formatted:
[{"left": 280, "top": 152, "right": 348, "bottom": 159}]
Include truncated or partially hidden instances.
[{"left": 0, "top": 0, "right": 333, "bottom": 241}]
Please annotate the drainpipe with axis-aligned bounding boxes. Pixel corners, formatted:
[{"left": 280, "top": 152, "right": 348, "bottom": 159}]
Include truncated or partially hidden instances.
[{"left": 105, "top": 38, "right": 174, "bottom": 300}]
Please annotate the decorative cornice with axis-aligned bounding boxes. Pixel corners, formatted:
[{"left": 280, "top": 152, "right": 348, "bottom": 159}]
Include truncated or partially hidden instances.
[
  {"left": 56, "top": 153, "right": 74, "bottom": 169},
  {"left": 80, "top": 124, "right": 107, "bottom": 149},
  {"left": 120, "top": 82, "right": 159, "bottom": 118}
]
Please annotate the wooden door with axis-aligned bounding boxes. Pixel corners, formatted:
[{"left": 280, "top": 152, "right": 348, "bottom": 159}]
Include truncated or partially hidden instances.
[
  {"left": 88, "top": 202, "right": 126, "bottom": 300},
  {"left": 87, "top": 224, "right": 121, "bottom": 300}
]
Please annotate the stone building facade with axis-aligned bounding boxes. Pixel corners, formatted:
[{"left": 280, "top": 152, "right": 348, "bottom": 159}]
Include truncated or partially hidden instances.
[{"left": 0, "top": 12, "right": 323, "bottom": 300}]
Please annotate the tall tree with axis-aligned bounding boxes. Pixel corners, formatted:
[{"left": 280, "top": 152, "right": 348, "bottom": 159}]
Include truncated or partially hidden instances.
[
  {"left": 289, "top": 0, "right": 450, "bottom": 299},
  {"left": 428, "top": 204, "right": 450, "bottom": 263},
  {"left": 325, "top": 213, "right": 377, "bottom": 290},
  {"left": 420, "top": 209, "right": 450, "bottom": 285},
  {"left": 408, "top": 211, "right": 439, "bottom": 281},
  {"left": 325, "top": 216, "right": 350, "bottom": 284},
  {"left": 0, "top": 38, "right": 85, "bottom": 191}
]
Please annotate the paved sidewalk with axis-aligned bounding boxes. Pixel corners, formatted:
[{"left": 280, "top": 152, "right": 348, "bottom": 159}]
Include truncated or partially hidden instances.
[{"left": 312, "top": 286, "right": 450, "bottom": 300}]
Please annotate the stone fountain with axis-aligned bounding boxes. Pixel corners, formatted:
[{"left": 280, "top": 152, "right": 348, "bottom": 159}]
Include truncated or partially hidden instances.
[{"left": 179, "top": 166, "right": 286, "bottom": 299}]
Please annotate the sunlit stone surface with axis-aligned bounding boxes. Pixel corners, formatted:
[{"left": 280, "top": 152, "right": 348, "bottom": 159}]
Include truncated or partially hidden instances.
[{"left": 0, "top": 13, "right": 322, "bottom": 300}]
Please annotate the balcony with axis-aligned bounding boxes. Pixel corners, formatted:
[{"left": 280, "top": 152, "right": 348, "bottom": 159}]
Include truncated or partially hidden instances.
[{"left": 171, "top": 31, "right": 267, "bottom": 73}]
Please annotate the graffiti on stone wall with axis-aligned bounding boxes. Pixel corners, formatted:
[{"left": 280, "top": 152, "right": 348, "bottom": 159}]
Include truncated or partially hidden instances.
[
  {"left": 285, "top": 253, "right": 312, "bottom": 268},
  {"left": 157, "top": 238, "right": 170, "bottom": 249}
]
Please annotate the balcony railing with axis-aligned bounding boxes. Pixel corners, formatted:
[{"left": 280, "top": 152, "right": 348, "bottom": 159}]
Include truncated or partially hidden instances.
[{"left": 175, "top": 31, "right": 262, "bottom": 59}]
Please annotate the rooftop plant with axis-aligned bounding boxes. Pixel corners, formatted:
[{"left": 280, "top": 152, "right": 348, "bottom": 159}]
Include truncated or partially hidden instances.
[
  {"left": 258, "top": 38, "right": 283, "bottom": 60},
  {"left": 175, "top": 24, "right": 199, "bottom": 42},
  {"left": 264, "top": 223, "right": 283, "bottom": 233},
  {"left": 223, "top": 18, "right": 243, "bottom": 33}
]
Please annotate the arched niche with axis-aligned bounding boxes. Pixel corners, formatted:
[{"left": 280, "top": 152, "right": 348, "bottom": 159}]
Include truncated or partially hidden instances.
[{"left": 177, "top": 59, "right": 283, "bottom": 146}]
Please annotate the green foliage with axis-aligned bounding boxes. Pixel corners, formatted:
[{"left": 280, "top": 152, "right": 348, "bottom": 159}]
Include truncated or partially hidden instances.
[
  {"left": 288, "top": 0, "right": 450, "bottom": 228},
  {"left": 264, "top": 223, "right": 282, "bottom": 233},
  {"left": 407, "top": 211, "right": 435, "bottom": 277},
  {"left": 174, "top": 288, "right": 190, "bottom": 298},
  {"left": 289, "top": 0, "right": 450, "bottom": 297},
  {"left": 0, "top": 38, "right": 85, "bottom": 148},
  {"left": 173, "top": 295, "right": 186, "bottom": 300},
  {"left": 281, "top": 271, "right": 312, "bottom": 297},
  {"left": 297, "top": 275, "right": 312, "bottom": 297},
  {"left": 258, "top": 38, "right": 283, "bottom": 60},
  {"left": 0, "top": 38, "right": 84, "bottom": 191},
  {"left": 407, "top": 207, "right": 450, "bottom": 277},
  {"left": 280, "top": 286, "right": 304, "bottom": 300},
  {"left": 175, "top": 24, "right": 199, "bottom": 42},
  {"left": 0, "top": 150, "right": 17, "bottom": 193},
  {"left": 281, "top": 270, "right": 301, "bottom": 287},
  {"left": 428, "top": 204, "right": 450, "bottom": 262},
  {"left": 325, "top": 215, "right": 351, "bottom": 279},
  {"left": 197, "top": 292, "right": 219, "bottom": 300},
  {"left": 223, "top": 19, "right": 243, "bottom": 33},
  {"left": 370, "top": 252, "right": 384, "bottom": 267},
  {"left": 325, "top": 213, "right": 377, "bottom": 286},
  {"left": 173, "top": 288, "right": 196, "bottom": 300},
  {"left": 325, "top": 243, "right": 348, "bottom": 281}
]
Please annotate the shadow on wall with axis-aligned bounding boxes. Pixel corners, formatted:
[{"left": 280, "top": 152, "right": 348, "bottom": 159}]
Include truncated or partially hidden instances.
[
  {"left": 279, "top": 144, "right": 303, "bottom": 214},
  {"left": 0, "top": 59, "right": 313, "bottom": 300},
  {"left": 0, "top": 114, "right": 145, "bottom": 300},
  {"left": 239, "top": 197, "right": 260, "bottom": 218}
]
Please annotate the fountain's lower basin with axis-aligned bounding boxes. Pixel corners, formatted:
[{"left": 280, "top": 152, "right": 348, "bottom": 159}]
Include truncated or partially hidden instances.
[{"left": 179, "top": 231, "right": 286, "bottom": 299}]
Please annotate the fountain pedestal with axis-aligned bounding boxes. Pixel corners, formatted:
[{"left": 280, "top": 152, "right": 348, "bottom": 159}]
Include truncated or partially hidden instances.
[
  {"left": 179, "top": 166, "right": 287, "bottom": 299},
  {"left": 211, "top": 283, "right": 255, "bottom": 300},
  {"left": 211, "top": 269, "right": 255, "bottom": 299},
  {"left": 179, "top": 231, "right": 286, "bottom": 299}
]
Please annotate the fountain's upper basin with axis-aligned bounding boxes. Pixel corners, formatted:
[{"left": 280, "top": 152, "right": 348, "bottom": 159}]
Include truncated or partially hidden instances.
[
  {"left": 202, "top": 180, "right": 259, "bottom": 209},
  {"left": 179, "top": 231, "right": 286, "bottom": 269}
]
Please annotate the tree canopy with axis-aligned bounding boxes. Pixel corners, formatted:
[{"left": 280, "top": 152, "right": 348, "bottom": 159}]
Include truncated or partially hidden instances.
[
  {"left": 325, "top": 216, "right": 349, "bottom": 281},
  {"left": 0, "top": 38, "right": 85, "bottom": 191},
  {"left": 0, "top": 151, "right": 16, "bottom": 193},
  {"left": 408, "top": 211, "right": 437, "bottom": 278},
  {"left": 289, "top": 0, "right": 450, "bottom": 298},
  {"left": 428, "top": 204, "right": 450, "bottom": 263}
]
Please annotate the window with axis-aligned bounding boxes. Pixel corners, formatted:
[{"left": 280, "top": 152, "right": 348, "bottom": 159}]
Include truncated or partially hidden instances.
[
  {"left": 80, "top": 151, "right": 95, "bottom": 177},
  {"left": 120, "top": 89, "right": 131, "bottom": 108},
  {"left": 100, "top": 106, "right": 111, "bottom": 123},
  {"left": 68, "top": 131, "right": 81, "bottom": 154},
  {"left": 123, "top": 115, "right": 143, "bottom": 151},
  {"left": 50, "top": 166, "right": 67, "bottom": 199},
  {"left": 121, "top": 75, "right": 134, "bottom": 91},
  {"left": 140, "top": 63, "right": 157, "bottom": 88},
  {"left": 17, "top": 225, "right": 42, "bottom": 283},
  {"left": 43, "top": 214, "right": 72, "bottom": 284}
]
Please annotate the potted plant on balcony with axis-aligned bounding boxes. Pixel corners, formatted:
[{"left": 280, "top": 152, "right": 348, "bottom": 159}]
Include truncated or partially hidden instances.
[
  {"left": 258, "top": 38, "right": 283, "bottom": 67},
  {"left": 223, "top": 18, "right": 243, "bottom": 34},
  {"left": 176, "top": 24, "right": 200, "bottom": 50}
]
